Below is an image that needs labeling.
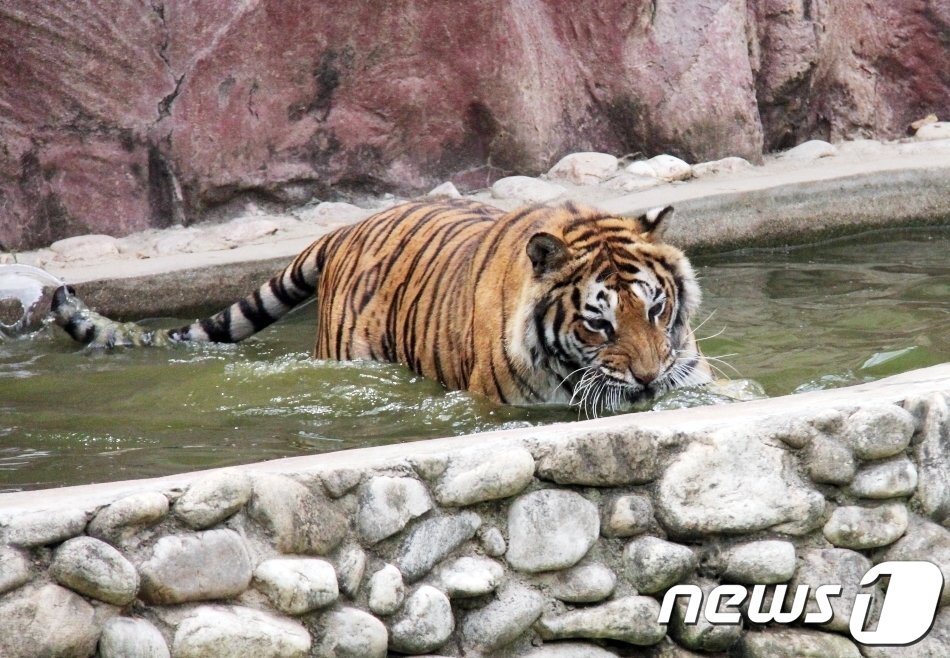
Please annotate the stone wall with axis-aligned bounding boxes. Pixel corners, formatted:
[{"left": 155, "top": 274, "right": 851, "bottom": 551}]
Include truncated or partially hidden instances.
[
  {"left": 2, "top": 0, "right": 948, "bottom": 249},
  {"left": 0, "top": 365, "right": 948, "bottom": 657}
]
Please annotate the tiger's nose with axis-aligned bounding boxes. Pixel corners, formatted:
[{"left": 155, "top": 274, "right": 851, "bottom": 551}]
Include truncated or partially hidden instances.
[{"left": 632, "top": 371, "right": 656, "bottom": 387}]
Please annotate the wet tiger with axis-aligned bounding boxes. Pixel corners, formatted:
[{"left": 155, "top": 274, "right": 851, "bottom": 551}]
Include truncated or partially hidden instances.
[{"left": 52, "top": 198, "right": 712, "bottom": 413}]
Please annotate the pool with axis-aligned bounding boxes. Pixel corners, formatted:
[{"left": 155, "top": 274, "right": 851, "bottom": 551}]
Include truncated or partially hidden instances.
[{"left": 1, "top": 227, "right": 947, "bottom": 491}]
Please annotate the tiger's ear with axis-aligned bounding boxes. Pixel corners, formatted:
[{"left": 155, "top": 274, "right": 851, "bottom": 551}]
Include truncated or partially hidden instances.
[
  {"left": 637, "top": 205, "right": 674, "bottom": 242},
  {"left": 527, "top": 232, "right": 568, "bottom": 276}
]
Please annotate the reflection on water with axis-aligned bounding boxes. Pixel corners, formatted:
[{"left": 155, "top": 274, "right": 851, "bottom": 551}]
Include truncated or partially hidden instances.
[{"left": 0, "top": 227, "right": 947, "bottom": 490}]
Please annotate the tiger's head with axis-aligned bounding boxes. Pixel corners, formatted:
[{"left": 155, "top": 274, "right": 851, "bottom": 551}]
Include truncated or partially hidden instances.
[{"left": 517, "top": 204, "right": 711, "bottom": 414}]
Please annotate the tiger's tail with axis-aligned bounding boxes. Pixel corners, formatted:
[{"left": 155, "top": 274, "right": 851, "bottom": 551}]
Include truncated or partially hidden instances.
[{"left": 52, "top": 241, "right": 324, "bottom": 348}]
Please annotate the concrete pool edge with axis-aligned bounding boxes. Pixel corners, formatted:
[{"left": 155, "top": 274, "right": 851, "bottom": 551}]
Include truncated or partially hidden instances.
[
  {"left": 1, "top": 364, "right": 949, "bottom": 656},
  {"left": 21, "top": 138, "right": 950, "bottom": 319}
]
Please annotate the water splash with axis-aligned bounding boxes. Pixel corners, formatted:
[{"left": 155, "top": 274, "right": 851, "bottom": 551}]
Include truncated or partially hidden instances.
[{"left": 0, "top": 264, "right": 67, "bottom": 338}]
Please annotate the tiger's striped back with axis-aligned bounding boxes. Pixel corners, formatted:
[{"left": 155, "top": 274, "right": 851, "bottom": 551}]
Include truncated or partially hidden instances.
[{"left": 52, "top": 197, "right": 711, "bottom": 412}]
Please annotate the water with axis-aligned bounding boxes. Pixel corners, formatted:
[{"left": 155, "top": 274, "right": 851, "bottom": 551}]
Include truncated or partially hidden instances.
[{"left": 1, "top": 227, "right": 947, "bottom": 491}]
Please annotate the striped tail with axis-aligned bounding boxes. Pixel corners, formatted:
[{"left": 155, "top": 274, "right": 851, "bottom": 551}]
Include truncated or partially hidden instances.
[{"left": 52, "top": 241, "right": 323, "bottom": 347}]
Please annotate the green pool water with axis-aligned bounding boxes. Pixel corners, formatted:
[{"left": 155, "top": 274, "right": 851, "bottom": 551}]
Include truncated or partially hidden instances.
[{"left": 1, "top": 227, "right": 947, "bottom": 491}]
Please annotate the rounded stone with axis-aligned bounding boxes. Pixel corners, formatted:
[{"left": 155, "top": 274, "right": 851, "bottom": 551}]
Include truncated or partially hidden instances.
[
  {"left": 138, "top": 529, "right": 252, "bottom": 604},
  {"left": 99, "top": 617, "right": 170, "bottom": 658},
  {"left": 434, "top": 446, "right": 535, "bottom": 506},
  {"left": 87, "top": 491, "right": 170, "bottom": 542},
  {"left": 50, "top": 536, "right": 139, "bottom": 605},
  {"left": 2, "top": 508, "right": 88, "bottom": 547},
  {"left": 740, "top": 627, "right": 861, "bottom": 658},
  {"left": 434, "top": 556, "right": 504, "bottom": 598},
  {"left": 357, "top": 475, "right": 433, "bottom": 544},
  {"left": 806, "top": 435, "right": 856, "bottom": 485},
  {"left": 722, "top": 540, "right": 797, "bottom": 584},
  {"left": 778, "top": 139, "right": 838, "bottom": 160},
  {"left": 335, "top": 544, "right": 367, "bottom": 598},
  {"left": 843, "top": 406, "right": 916, "bottom": 460},
  {"left": 823, "top": 503, "right": 908, "bottom": 549},
  {"left": 646, "top": 154, "right": 692, "bottom": 180},
  {"left": 0, "top": 583, "right": 99, "bottom": 658},
  {"left": 668, "top": 578, "right": 743, "bottom": 651},
  {"left": 848, "top": 456, "right": 918, "bottom": 499},
  {"left": 536, "top": 596, "right": 666, "bottom": 645},
  {"left": 623, "top": 536, "right": 696, "bottom": 594},
  {"left": 174, "top": 470, "right": 251, "bottom": 529},
  {"left": 477, "top": 525, "right": 507, "bottom": 557},
  {"left": 311, "top": 607, "right": 387, "bottom": 658},
  {"left": 368, "top": 564, "right": 405, "bottom": 616},
  {"left": 690, "top": 156, "right": 752, "bottom": 178},
  {"left": 389, "top": 585, "right": 454, "bottom": 654},
  {"left": 547, "top": 152, "right": 619, "bottom": 185},
  {"left": 507, "top": 490, "right": 599, "bottom": 573},
  {"left": 253, "top": 558, "right": 339, "bottom": 615},
  {"left": 461, "top": 581, "right": 544, "bottom": 653},
  {"left": 537, "top": 563, "right": 617, "bottom": 603},
  {"left": 0, "top": 546, "right": 31, "bottom": 595},
  {"left": 490, "top": 176, "right": 566, "bottom": 203},
  {"left": 601, "top": 494, "right": 653, "bottom": 537},
  {"left": 173, "top": 605, "right": 310, "bottom": 658},
  {"left": 790, "top": 548, "right": 880, "bottom": 633}
]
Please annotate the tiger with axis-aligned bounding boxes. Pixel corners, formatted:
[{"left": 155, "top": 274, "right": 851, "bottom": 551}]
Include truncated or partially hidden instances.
[{"left": 52, "top": 197, "right": 712, "bottom": 414}]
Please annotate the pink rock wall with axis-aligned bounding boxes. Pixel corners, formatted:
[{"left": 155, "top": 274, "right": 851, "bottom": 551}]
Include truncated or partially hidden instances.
[{"left": 1, "top": 0, "right": 947, "bottom": 249}]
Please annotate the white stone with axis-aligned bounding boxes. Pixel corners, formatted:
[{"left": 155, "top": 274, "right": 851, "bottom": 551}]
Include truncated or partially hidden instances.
[
  {"left": 253, "top": 558, "right": 339, "bottom": 615},
  {"left": 778, "top": 139, "right": 838, "bottom": 160},
  {"left": 790, "top": 548, "right": 880, "bottom": 633},
  {"left": 849, "top": 456, "right": 918, "bottom": 499},
  {"left": 0, "top": 584, "right": 99, "bottom": 658},
  {"left": 174, "top": 469, "right": 252, "bottom": 529},
  {"left": 655, "top": 426, "right": 826, "bottom": 537},
  {"left": 358, "top": 475, "right": 433, "bottom": 544},
  {"left": 1, "top": 508, "right": 88, "bottom": 547},
  {"left": 248, "top": 474, "right": 347, "bottom": 555},
  {"left": 0, "top": 546, "right": 31, "bottom": 594},
  {"left": 50, "top": 536, "right": 139, "bottom": 605},
  {"left": 806, "top": 435, "right": 856, "bottom": 485},
  {"left": 835, "top": 139, "right": 886, "bottom": 156},
  {"left": 295, "top": 201, "right": 366, "bottom": 225},
  {"left": 915, "top": 121, "right": 950, "bottom": 141},
  {"left": 911, "top": 393, "right": 950, "bottom": 523},
  {"left": 368, "top": 563, "right": 405, "bottom": 615},
  {"left": 646, "top": 154, "right": 692, "bottom": 181},
  {"left": 88, "top": 491, "right": 169, "bottom": 542},
  {"left": 477, "top": 525, "right": 507, "bottom": 557},
  {"left": 723, "top": 540, "right": 797, "bottom": 584},
  {"left": 690, "top": 156, "right": 753, "bottom": 178},
  {"left": 507, "top": 490, "right": 599, "bottom": 573},
  {"left": 882, "top": 516, "right": 950, "bottom": 607},
  {"left": 601, "top": 494, "right": 653, "bottom": 537},
  {"left": 434, "top": 446, "right": 535, "bottom": 506},
  {"left": 173, "top": 606, "right": 310, "bottom": 658},
  {"left": 310, "top": 607, "right": 387, "bottom": 658},
  {"left": 138, "top": 529, "right": 252, "bottom": 604},
  {"left": 214, "top": 217, "right": 280, "bottom": 245},
  {"left": 427, "top": 181, "right": 462, "bottom": 198},
  {"left": 396, "top": 511, "right": 482, "bottom": 582},
  {"left": 536, "top": 596, "right": 667, "bottom": 645},
  {"left": 842, "top": 406, "right": 916, "bottom": 460},
  {"left": 823, "top": 503, "right": 909, "bottom": 549},
  {"left": 433, "top": 556, "right": 504, "bottom": 598},
  {"left": 547, "top": 152, "right": 619, "bottom": 185},
  {"left": 99, "top": 617, "right": 170, "bottom": 658},
  {"left": 389, "top": 585, "right": 454, "bottom": 654},
  {"left": 335, "top": 544, "right": 367, "bottom": 598},
  {"left": 50, "top": 234, "right": 119, "bottom": 261},
  {"left": 601, "top": 172, "right": 664, "bottom": 191},
  {"left": 536, "top": 563, "right": 617, "bottom": 603},
  {"left": 623, "top": 536, "right": 696, "bottom": 593},
  {"left": 461, "top": 581, "right": 545, "bottom": 653},
  {"left": 491, "top": 176, "right": 566, "bottom": 203},
  {"left": 624, "top": 161, "right": 658, "bottom": 177}
]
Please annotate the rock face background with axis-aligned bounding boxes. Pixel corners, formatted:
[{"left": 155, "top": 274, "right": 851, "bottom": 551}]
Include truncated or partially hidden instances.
[{"left": 2, "top": 0, "right": 947, "bottom": 249}]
